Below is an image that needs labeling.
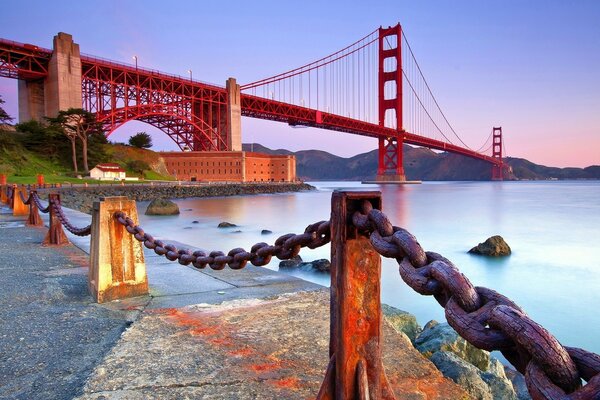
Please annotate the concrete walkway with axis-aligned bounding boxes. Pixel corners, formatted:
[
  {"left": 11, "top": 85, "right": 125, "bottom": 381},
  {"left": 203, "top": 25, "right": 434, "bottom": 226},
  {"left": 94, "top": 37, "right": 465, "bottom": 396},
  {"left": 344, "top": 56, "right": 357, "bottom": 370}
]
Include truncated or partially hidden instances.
[{"left": 0, "top": 203, "right": 467, "bottom": 399}]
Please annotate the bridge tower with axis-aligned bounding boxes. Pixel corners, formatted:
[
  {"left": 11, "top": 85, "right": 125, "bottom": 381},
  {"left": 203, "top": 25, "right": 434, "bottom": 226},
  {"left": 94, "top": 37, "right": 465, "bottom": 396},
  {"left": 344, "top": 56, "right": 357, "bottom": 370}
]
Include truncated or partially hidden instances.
[
  {"left": 376, "top": 24, "right": 406, "bottom": 182},
  {"left": 18, "top": 32, "right": 81, "bottom": 121},
  {"left": 491, "top": 127, "right": 504, "bottom": 180}
]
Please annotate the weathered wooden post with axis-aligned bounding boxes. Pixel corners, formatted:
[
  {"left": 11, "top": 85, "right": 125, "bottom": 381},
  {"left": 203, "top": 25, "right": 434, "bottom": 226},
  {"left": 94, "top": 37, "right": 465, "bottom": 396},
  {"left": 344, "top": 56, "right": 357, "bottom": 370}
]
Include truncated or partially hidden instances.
[
  {"left": 37, "top": 174, "right": 44, "bottom": 186},
  {"left": 42, "top": 193, "right": 70, "bottom": 246},
  {"left": 12, "top": 186, "right": 29, "bottom": 216},
  {"left": 89, "top": 196, "right": 148, "bottom": 303},
  {"left": 0, "top": 174, "right": 6, "bottom": 185},
  {"left": 26, "top": 190, "right": 43, "bottom": 227},
  {"left": 317, "top": 191, "right": 394, "bottom": 400}
]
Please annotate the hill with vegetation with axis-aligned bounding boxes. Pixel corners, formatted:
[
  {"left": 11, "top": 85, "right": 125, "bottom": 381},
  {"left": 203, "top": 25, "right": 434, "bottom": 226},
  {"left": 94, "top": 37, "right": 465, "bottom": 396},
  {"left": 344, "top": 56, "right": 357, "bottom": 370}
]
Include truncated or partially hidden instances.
[{"left": 0, "top": 122, "right": 172, "bottom": 183}]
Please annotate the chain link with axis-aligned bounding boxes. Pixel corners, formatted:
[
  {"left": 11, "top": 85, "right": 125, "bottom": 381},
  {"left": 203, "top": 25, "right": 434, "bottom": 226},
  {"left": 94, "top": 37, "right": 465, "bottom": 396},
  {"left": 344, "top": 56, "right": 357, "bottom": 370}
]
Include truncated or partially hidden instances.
[
  {"left": 351, "top": 200, "right": 599, "bottom": 399},
  {"left": 114, "top": 211, "right": 331, "bottom": 271}
]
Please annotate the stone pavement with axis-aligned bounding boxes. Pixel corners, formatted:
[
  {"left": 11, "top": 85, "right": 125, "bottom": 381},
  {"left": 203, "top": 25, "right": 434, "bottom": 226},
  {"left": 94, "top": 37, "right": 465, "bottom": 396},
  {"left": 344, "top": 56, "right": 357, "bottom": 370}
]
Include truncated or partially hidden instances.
[{"left": 0, "top": 203, "right": 468, "bottom": 399}]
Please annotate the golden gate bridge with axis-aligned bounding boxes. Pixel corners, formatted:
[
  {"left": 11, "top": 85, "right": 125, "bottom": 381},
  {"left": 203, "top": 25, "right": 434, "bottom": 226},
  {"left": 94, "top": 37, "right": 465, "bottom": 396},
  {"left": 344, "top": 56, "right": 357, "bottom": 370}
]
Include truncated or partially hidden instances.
[{"left": 0, "top": 24, "right": 506, "bottom": 180}]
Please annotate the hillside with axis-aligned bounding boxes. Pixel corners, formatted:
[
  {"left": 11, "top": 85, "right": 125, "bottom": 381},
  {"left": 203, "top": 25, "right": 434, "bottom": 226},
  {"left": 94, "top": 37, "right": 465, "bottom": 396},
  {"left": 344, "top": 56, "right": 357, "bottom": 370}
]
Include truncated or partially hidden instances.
[
  {"left": 0, "top": 127, "right": 173, "bottom": 182},
  {"left": 242, "top": 143, "right": 600, "bottom": 181}
]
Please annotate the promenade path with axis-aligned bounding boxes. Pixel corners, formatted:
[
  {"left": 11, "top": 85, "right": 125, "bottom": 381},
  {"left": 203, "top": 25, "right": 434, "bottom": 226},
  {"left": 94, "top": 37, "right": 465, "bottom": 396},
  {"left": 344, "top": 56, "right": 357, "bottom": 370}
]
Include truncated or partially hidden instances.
[{"left": 0, "top": 202, "right": 467, "bottom": 399}]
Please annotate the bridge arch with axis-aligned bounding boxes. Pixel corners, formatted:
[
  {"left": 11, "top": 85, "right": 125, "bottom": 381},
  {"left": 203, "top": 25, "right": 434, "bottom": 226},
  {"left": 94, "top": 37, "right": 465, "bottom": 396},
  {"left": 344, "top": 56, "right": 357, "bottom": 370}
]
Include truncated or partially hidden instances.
[{"left": 96, "top": 104, "right": 224, "bottom": 151}]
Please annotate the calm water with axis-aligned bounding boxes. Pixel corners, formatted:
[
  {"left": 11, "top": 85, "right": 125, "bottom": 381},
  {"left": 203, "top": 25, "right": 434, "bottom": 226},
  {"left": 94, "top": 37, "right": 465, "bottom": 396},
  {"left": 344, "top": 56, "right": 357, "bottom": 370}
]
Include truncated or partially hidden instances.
[{"left": 138, "top": 181, "right": 600, "bottom": 355}]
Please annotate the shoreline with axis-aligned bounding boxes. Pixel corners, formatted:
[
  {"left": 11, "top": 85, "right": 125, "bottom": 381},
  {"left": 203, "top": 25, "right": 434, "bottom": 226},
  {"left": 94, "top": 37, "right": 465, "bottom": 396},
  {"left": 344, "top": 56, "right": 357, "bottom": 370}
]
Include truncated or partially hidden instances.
[{"left": 38, "top": 182, "right": 315, "bottom": 214}]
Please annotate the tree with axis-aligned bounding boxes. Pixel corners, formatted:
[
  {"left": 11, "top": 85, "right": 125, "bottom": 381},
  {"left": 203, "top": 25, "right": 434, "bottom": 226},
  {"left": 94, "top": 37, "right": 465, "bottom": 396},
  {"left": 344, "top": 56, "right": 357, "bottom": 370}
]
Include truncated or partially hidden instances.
[
  {"left": 0, "top": 95, "right": 14, "bottom": 125},
  {"left": 128, "top": 132, "right": 153, "bottom": 149},
  {"left": 48, "top": 108, "right": 103, "bottom": 174}
]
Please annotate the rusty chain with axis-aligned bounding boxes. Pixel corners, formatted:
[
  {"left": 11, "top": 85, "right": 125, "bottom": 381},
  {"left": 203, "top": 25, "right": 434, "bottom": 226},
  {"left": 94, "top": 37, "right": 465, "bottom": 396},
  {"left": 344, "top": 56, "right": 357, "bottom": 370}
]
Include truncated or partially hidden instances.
[
  {"left": 31, "top": 191, "right": 51, "bottom": 213},
  {"left": 30, "top": 192, "right": 91, "bottom": 236},
  {"left": 351, "top": 199, "right": 599, "bottom": 399},
  {"left": 114, "top": 211, "right": 331, "bottom": 270}
]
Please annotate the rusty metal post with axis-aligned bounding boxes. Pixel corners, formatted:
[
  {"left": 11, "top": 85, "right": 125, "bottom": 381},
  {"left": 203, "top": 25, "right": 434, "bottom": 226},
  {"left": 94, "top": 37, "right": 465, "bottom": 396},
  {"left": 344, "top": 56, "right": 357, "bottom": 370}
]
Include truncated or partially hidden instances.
[
  {"left": 12, "top": 186, "right": 28, "bottom": 216},
  {"left": 317, "top": 191, "right": 395, "bottom": 400},
  {"left": 42, "top": 193, "right": 70, "bottom": 246},
  {"left": 26, "top": 190, "right": 43, "bottom": 227},
  {"left": 0, "top": 185, "right": 7, "bottom": 204},
  {"left": 89, "top": 196, "right": 148, "bottom": 303}
]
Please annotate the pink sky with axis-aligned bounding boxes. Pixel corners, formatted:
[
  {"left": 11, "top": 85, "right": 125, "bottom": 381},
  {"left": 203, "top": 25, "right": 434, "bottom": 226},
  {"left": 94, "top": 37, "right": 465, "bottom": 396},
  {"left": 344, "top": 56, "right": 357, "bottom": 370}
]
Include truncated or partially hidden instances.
[{"left": 1, "top": 0, "right": 599, "bottom": 168}]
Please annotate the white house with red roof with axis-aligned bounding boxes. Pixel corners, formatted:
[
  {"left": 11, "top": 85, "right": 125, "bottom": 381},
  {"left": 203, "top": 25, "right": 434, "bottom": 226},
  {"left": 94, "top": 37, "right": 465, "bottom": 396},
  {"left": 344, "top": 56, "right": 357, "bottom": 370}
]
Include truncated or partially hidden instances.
[{"left": 90, "top": 163, "right": 127, "bottom": 180}]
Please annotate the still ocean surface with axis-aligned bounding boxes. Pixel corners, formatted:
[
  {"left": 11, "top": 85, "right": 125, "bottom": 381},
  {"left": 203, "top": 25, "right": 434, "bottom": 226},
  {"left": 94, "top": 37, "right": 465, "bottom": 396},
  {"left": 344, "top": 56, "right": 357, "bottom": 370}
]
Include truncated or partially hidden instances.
[{"left": 138, "top": 181, "right": 600, "bottom": 355}]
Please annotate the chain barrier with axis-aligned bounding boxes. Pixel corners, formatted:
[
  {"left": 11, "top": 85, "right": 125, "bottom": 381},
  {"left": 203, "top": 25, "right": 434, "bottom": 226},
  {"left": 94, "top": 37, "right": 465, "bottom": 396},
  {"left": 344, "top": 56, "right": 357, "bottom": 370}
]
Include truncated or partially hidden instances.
[
  {"left": 351, "top": 199, "right": 599, "bottom": 399},
  {"left": 114, "top": 211, "right": 331, "bottom": 270},
  {"left": 7, "top": 186, "right": 599, "bottom": 398},
  {"left": 31, "top": 191, "right": 51, "bottom": 213},
  {"left": 30, "top": 192, "right": 91, "bottom": 236}
]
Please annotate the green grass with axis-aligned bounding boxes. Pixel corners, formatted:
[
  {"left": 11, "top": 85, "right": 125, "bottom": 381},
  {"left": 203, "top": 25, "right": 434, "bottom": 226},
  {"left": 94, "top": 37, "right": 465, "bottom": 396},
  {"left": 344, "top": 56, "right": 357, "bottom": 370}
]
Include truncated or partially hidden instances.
[{"left": 144, "top": 170, "right": 176, "bottom": 181}]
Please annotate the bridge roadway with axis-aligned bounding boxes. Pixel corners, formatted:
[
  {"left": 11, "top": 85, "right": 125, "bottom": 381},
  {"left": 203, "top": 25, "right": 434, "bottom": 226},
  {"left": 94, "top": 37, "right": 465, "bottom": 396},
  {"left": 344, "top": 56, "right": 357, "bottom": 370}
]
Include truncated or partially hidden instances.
[{"left": 0, "top": 37, "right": 500, "bottom": 167}]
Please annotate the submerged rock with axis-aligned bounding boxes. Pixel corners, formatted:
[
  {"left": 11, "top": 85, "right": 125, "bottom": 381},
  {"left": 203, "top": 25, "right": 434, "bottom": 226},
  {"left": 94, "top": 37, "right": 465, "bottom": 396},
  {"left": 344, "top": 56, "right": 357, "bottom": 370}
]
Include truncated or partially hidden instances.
[
  {"left": 261, "top": 229, "right": 273, "bottom": 235},
  {"left": 278, "top": 258, "right": 330, "bottom": 273},
  {"left": 145, "top": 198, "right": 180, "bottom": 215},
  {"left": 218, "top": 221, "right": 237, "bottom": 228},
  {"left": 279, "top": 255, "right": 303, "bottom": 269},
  {"left": 469, "top": 235, "right": 511, "bottom": 256}
]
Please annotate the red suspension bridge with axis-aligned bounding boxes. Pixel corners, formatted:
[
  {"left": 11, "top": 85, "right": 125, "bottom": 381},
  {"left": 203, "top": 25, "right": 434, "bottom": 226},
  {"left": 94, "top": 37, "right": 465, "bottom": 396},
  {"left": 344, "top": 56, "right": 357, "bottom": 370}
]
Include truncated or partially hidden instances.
[{"left": 0, "top": 24, "right": 505, "bottom": 180}]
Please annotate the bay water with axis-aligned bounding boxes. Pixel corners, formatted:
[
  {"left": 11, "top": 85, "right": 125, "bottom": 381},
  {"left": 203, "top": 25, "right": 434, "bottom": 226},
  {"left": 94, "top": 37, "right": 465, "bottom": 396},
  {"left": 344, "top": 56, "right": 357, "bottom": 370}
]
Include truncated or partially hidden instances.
[{"left": 137, "top": 181, "right": 600, "bottom": 355}]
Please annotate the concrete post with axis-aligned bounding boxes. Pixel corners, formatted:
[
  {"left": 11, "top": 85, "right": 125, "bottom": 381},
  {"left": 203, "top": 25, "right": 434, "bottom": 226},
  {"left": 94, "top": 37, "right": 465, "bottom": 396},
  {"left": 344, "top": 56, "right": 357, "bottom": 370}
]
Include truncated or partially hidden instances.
[
  {"left": 89, "top": 196, "right": 148, "bottom": 303},
  {"left": 226, "top": 77, "right": 242, "bottom": 151},
  {"left": 12, "top": 186, "right": 28, "bottom": 216}
]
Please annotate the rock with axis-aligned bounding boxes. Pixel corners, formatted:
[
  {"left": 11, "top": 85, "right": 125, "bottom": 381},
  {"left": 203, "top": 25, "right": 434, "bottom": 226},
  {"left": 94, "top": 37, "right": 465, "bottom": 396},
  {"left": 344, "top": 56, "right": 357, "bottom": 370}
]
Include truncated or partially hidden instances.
[
  {"left": 415, "top": 322, "right": 491, "bottom": 371},
  {"left": 469, "top": 235, "right": 511, "bottom": 256},
  {"left": 218, "top": 221, "right": 237, "bottom": 228},
  {"left": 279, "top": 255, "right": 303, "bottom": 269},
  {"left": 145, "top": 198, "right": 180, "bottom": 215},
  {"left": 505, "top": 367, "right": 532, "bottom": 400},
  {"left": 430, "top": 351, "right": 493, "bottom": 400},
  {"left": 417, "top": 323, "right": 518, "bottom": 400},
  {"left": 279, "top": 258, "right": 330, "bottom": 273},
  {"left": 381, "top": 304, "right": 422, "bottom": 342},
  {"left": 481, "top": 369, "right": 517, "bottom": 400},
  {"left": 423, "top": 320, "right": 439, "bottom": 331},
  {"left": 232, "top": 230, "right": 242, "bottom": 233},
  {"left": 192, "top": 220, "right": 199, "bottom": 224},
  {"left": 309, "top": 259, "right": 330, "bottom": 272},
  {"left": 261, "top": 229, "right": 273, "bottom": 235}
]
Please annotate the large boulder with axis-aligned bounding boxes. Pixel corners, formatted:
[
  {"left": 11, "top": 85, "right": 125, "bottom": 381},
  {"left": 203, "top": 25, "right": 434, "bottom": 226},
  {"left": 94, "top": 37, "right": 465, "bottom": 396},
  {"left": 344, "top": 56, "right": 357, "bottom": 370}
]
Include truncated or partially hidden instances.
[
  {"left": 430, "top": 351, "right": 494, "bottom": 400},
  {"left": 469, "top": 235, "right": 511, "bottom": 256},
  {"left": 381, "top": 304, "right": 422, "bottom": 343},
  {"left": 145, "top": 198, "right": 179, "bottom": 215},
  {"left": 416, "top": 322, "right": 490, "bottom": 371},
  {"left": 416, "top": 322, "right": 518, "bottom": 399}
]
